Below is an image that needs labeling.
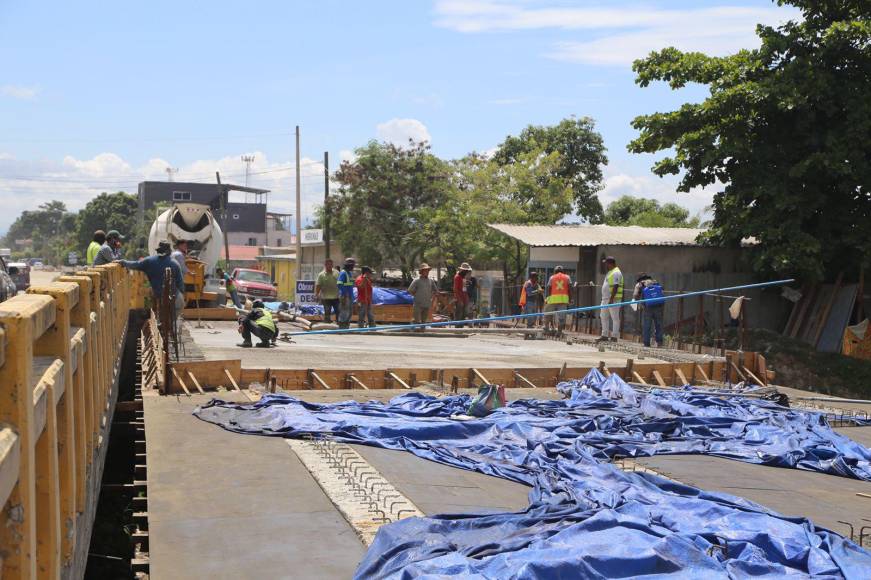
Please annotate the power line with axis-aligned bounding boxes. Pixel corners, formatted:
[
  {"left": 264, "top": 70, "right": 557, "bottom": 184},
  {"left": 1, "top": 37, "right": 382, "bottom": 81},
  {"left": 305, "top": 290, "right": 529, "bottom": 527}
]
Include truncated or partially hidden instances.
[{"left": 0, "top": 131, "right": 295, "bottom": 144}]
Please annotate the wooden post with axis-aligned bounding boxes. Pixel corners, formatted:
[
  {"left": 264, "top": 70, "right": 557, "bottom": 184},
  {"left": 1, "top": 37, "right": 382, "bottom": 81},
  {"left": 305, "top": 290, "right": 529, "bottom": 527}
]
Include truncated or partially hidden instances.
[
  {"left": 0, "top": 294, "right": 56, "bottom": 578},
  {"left": 29, "top": 283, "right": 79, "bottom": 562}
]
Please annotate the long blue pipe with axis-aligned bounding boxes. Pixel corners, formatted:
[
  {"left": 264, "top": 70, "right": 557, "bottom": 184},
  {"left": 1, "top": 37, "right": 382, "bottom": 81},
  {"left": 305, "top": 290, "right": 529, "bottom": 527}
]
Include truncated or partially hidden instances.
[{"left": 285, "top": 278, "right": 795, "bottom": 336}]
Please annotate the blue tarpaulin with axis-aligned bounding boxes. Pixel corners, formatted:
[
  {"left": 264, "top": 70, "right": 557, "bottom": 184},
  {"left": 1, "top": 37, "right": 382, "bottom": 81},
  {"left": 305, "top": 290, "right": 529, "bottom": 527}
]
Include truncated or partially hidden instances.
[
  {"left": 264, "top": 287, "right": 413, "bottom": 317},
  {"left": 194, "top": 371, "right": 871, "bottom": 578}
]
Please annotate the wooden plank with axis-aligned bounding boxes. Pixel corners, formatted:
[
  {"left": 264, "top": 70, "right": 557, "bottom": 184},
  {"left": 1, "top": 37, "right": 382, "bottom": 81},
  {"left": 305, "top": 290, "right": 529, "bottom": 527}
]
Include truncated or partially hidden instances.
[
  {"left": 632, "top": 371, "right": 648, "bottom": 385},
  {"left": 0, "top": 428, "right": 20, "bottom": 512},
  {"left": 675, "top": 368, "right": 689, "bottom": 386},
  {"left": 623, "top": 358, "right": 634, "bottom": 381},
  {"left": 757, "top": 355, "right": 768, "bottom": 386},
  {"left": 169, "top": 359, "right": 242, "bottom": 391},
  {"left": 182, "top": 307, "right": 239, "bottom": 321},
  {"left": 224, "top": 368, "right": 241, "bottom": 391},
  {"left": 742, "top": 366, "right": 765, "bottom": 386},
  {"left": 814, "top": 272, "right": 844, "bottom": 347},
  {"left": 471, "top": 368, "right": 491, "bottom": 385},
  {"left": 387, "top": 372, "right": 411, "bottom": 390},
  {"left": 347, "top": 374, "right": 369, "bottom": 390},
  {"left": 186, "top": 370, "right": 205, "bottom": 395},
  {"left": 170, "top": 367, "right": 191, "bottom": 396},
  {"left": 694, "top": 364, "right": 710, "bottom": 382},
  {"left": 309, "top": 370, "right": 332, "bottom": 390},
  {"left": 789, "top": 284, "right": 818, "bottom": 338},
  {"left": 730, "top": 362, "right": 747, "bottom": 382},
  {"left": 652, "top": 370, "right": 667, "bottom": 388},
  {"left": 513, "top": 371, "right": 537, "bottom": 389}
]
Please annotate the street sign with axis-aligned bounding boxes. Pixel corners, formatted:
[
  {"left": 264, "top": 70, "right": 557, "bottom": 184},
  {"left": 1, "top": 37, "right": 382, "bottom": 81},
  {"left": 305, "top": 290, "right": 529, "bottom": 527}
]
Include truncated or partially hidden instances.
[
  {"left": 68, "top": 251, "right": 78, "bottom": 265},
  {"left": 300, "top": 229, "right": 323, "bottom": 245},
  {"left": 295, "top": 280, "right": 317, "bottom": 305}
]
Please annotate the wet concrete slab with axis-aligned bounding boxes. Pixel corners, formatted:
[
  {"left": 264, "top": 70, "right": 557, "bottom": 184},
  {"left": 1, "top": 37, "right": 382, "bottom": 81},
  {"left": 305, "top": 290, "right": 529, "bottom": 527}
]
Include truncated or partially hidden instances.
[
  {"left": 144, "top": 392, "right": 366, "bottom": 579},
  {"left": 184, "top": 320, "right": 670, "bottom": 370}
]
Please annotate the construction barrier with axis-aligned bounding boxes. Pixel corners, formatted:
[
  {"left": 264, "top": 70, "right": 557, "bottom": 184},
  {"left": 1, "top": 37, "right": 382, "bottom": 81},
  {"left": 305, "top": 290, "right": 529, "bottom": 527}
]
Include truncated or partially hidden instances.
[{"left": 0, "top": 264, "right": 140, "bottom": 578}]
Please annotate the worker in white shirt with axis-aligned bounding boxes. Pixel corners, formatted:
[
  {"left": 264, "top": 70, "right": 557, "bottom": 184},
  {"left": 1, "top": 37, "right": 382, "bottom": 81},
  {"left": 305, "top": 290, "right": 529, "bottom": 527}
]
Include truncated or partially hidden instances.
[{"left": 598, "top": 256, "right": 623, "bottom": 342}]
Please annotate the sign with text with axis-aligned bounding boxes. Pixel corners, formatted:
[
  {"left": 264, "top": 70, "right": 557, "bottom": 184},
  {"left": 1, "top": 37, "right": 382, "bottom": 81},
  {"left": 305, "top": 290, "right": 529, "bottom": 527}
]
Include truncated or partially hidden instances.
[
  {"left": 295, "top": 280, "right": 317, "bottom": 305},
  {"left": 300, "top": 228, "right": 323, "bottom": 245}
]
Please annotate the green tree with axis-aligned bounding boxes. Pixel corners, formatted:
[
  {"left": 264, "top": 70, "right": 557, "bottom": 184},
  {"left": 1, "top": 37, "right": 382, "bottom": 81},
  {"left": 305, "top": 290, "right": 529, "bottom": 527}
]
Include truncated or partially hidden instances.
[
  {"left": 331, "top": 140, "right": 453, "bottom": 280},
  {"left": 604, "top": 196, "right": 701, "bottom": 228},
  {"left": 494, "top": 117, "right": 608, "bottom": 223},
  {"left": 629, "top": 0, "right": 871, "bottom": 279},
  {"left": 4, "top": 201, "right": 77, "bottom": 265},
  {"left": 75, "top": 192, "right": 138, "bottom": 255}
]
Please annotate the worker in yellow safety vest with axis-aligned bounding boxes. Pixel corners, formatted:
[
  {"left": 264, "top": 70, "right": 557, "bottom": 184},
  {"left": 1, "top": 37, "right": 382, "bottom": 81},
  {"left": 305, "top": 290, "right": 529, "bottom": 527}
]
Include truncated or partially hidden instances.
[
  {"left": 545, "top": 265, "right": 572, "bottom": 333},
  {"left": 598, "top": 256, "right": 624, "bottom": 342},
  {"left": 238, "top": 299, "right": 277, "bottom": 348}
]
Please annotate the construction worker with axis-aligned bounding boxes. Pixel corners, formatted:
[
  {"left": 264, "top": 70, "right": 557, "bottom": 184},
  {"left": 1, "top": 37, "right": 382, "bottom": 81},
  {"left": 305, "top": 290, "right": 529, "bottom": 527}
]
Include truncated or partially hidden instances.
[
  {"left": 520, "top": 271, "right": 543, "bottom": 328},
  {"left": 117, "top": 240, "right": 183, "bottom": 308},
  {"left": 93, "top": 230, "right": 124, "bottom": 265},
  {"left": 337, "top": 257, "right": 356, "bottom": 329},
  {"left": 545, "top": 266, "right": 571, "bottom": 333},
  {"left": 315, "top": 258, "right": 340, "bottom": 324},
  {"left": 238, "top": 299, "right": 277, "bottom": 348},
  {"left": 355, "top": 266, "right": 376, "bottom": 328},
  {"left": 453, "top": 262, "right": 472, "bottom": 327},
  {"left": 408, "top": 263, "right": 438, "bottom": 328},
  {"left": 216, "top": 267, "right": 241, "bottom": 309},
  {"left": 171, "top": 240, "right": 189, "bottom": 281},
  {"left": 86, "top": 230, "right": 106, "bottom": 266},
  {"left": 634, "top": 273, "right": 665, "bottom": 347},
  {"left": 598, "top": 256, "right": 624, "bottom": 342}
]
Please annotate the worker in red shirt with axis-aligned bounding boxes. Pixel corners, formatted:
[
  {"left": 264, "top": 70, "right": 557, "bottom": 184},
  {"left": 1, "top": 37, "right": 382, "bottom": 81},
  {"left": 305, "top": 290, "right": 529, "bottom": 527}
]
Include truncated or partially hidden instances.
[
  {"left": 355, "top": 266, "right": 375, "bottom": 328},
  {"left": 453, "top": 262, "right": 472, "bottom": 327}
]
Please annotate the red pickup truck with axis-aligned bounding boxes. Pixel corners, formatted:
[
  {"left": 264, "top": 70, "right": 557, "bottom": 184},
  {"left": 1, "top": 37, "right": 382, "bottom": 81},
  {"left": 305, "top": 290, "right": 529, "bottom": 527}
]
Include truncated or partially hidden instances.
[{"left": 231, "top": 268, "right": 278, "bottom": 302}]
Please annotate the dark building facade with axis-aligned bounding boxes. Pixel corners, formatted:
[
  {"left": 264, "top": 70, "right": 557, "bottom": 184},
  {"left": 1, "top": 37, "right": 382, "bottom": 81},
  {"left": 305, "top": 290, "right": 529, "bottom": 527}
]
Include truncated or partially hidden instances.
[{"left": 138, "top": 181, "right": 268, "bottom": 233}]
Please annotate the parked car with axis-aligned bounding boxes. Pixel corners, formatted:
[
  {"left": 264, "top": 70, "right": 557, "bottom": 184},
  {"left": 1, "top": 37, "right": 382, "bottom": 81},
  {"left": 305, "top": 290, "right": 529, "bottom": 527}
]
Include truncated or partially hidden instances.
[
  {"left": 230, "top": 268, "right": 278, "bottom": 302},
  {"left": 7, "top": 261, "right": 30, "bottom": 291},
  {"left": 0, "top": 256, "right": 19, "bottom": 303}
]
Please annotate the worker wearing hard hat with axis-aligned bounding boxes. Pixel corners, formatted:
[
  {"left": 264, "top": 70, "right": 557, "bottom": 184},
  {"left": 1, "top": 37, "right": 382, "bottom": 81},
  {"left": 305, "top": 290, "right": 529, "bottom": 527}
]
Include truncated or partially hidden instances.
[{"left": 238, "top": 299, "right": 277, "bottom": 348}]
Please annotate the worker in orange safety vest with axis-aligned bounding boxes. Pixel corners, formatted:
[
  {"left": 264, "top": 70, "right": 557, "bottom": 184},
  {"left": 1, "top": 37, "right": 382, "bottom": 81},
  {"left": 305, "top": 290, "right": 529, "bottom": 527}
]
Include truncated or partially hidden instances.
[{"left": 545, "top": 265, "right": 572, "bottom": 333}]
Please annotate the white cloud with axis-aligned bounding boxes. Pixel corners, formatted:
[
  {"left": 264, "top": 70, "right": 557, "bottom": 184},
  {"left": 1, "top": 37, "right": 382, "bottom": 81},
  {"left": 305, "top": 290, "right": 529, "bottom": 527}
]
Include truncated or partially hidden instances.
[
  {"left": 375, "top": 118, "right": 431, "bottom": 146},
  {"left": 434, "top": 1, "right": 799, "bottom": 66},
  {"left": 599, "top": 170, "right": 714, "bottom": 218},
  {"left": 0, "top": 151, "right": 332, "bottom": 232},
  {"left": 1, "top": 84, "right": 40, "bottom": 100},
  {"left": 338, "top": 149, "right": 356, "bottom": 164}
]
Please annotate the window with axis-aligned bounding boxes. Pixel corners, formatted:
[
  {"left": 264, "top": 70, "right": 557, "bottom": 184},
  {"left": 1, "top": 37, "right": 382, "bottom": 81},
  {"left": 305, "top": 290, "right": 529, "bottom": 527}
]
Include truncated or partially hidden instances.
[
  {"left": 236, "top": 270, "right": 272, "bottom": 284},
  {"left": 247, "top": 237, "right": 257, "bottom": 246},
  {"left": 275, "top": 239, "right": 282, "bottom": 247},
  {"left": 172, "top": 191, "right": 192, "bottom": 201}
]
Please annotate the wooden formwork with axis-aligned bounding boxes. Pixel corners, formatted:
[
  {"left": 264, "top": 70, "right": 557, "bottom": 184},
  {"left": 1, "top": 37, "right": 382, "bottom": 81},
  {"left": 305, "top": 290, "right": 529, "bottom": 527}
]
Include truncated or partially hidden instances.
[
  {"left": 0, "top": 264, "right": 135, "bottom": 578},
  {"left": 158, "top": 355, "right": 781, "bottom": 394}
]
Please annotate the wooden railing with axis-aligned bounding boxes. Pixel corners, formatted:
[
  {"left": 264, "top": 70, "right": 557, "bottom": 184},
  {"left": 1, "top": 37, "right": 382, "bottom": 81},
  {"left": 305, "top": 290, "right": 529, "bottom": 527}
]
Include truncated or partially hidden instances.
[{"left": 0, "top": 264, "right": 140, "bottom": 578}]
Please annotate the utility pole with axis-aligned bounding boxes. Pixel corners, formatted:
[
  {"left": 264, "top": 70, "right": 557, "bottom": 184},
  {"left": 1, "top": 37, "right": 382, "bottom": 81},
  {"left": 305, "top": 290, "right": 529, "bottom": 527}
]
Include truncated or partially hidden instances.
[
  {"left": 323, "top": 151, "right": 330, "bottom": 260},
  {"left": 241, "top": 155, "right": 255, "bottom": 203},
  {"left": 295, "top": 126, "right": 302, "bottom": 283},
  {"left": 217, "top": 172, "right": 230, "bottom": 267}
]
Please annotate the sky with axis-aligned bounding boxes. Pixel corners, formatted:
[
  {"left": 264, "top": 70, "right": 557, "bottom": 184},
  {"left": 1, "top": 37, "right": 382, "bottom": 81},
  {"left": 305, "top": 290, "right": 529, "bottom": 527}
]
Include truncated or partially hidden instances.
[{"left": 0, "top": 0, "right": 800, "bottom": 234}]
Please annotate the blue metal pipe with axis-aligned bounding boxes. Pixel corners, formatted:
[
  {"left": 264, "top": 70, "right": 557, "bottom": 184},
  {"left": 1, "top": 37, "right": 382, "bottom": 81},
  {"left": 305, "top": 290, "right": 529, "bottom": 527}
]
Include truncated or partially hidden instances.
[{"left": 285, "top": 278, "right": 795, "bottom": 337}]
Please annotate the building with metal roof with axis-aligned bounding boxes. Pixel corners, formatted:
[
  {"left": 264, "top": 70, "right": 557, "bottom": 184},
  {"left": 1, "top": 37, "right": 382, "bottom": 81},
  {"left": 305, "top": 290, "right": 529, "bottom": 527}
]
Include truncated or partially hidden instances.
[
  {"left": 488, "top": 223, "right": 787, "bottom": 333},
  {"left": 488, "top": 224, "right": 707, "bottom": 247}
]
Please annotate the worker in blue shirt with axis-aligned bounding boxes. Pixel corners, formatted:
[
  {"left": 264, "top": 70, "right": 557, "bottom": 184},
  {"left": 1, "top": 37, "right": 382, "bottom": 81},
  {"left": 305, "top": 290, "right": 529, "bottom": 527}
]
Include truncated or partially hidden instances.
[
  {"left": 117, "top": 240, "right": 184, "bottom": 310},
  {"left": 337, "top": 257, "right": 356, "bottom": 329}
]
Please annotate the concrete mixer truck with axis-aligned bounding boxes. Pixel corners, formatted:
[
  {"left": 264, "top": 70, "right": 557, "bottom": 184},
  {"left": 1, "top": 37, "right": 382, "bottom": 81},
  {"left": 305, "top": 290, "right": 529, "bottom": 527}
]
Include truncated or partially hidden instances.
[{"left": 148, "top": 202, "right": 226, "bottom": 307}]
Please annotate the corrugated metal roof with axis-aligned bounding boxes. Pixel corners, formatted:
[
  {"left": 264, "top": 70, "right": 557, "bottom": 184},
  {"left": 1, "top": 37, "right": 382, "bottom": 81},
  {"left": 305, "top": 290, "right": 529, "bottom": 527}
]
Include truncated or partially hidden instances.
[{"left": 488, "top": 224, "right": 707, "bottom": 247}]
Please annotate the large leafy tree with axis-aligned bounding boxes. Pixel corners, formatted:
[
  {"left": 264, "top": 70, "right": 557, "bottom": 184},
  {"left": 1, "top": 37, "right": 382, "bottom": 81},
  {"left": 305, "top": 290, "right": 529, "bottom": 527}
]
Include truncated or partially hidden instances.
[
  {"left": 604, "top": 196, "right": 700, "bottom": 228},
  {"left": 493, "top": 117, "right": 608, "bottom": 223},
  {"left": 4, "top": 201, "right": 77, "bottom": 264},
  {"left": 629, "top": 0, "right": 871, "bottom": 279},
  {"left": 331, "top": 140, "right": 452, "bottom": 279},
  {"left": 75, "top": 191, "right": 138, "bottom": 254}
]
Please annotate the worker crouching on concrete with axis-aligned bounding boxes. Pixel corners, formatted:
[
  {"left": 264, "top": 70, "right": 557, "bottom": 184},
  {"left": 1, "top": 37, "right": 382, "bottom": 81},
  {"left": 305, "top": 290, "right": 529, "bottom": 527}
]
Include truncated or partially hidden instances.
[
  {"left": 337, "top": 257, "right": 356, "bottom": 329},
  {"left": 238, "top": 299, "right": 277, "bottom": 348}
]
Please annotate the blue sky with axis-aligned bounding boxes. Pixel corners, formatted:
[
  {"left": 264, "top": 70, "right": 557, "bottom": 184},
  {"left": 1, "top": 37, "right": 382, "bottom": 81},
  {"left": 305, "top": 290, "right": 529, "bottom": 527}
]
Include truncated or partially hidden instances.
[{"left": 0, "top": 0, "right": 799, "bottom": 233}]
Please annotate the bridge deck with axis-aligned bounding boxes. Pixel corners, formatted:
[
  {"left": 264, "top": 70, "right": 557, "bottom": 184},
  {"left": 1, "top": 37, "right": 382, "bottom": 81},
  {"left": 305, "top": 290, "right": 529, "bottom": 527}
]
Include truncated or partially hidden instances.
[{"left": 144, "top": 389, "right": 871, "bottom": 579}]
